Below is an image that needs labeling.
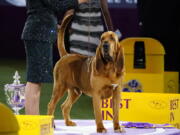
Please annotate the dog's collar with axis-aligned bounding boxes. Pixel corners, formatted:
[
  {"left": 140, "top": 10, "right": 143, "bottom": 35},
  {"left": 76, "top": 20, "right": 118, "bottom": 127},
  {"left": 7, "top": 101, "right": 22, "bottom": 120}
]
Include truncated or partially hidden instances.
[{"left": 111, "top": 84, "right": 119, "bottom": 90}]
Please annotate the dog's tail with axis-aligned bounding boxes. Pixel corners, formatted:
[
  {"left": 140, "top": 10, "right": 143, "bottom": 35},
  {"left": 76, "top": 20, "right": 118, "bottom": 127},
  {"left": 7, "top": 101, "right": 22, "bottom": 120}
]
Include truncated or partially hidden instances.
[{"left": 57, "top": 10, "right": 74, "bottom": 57}]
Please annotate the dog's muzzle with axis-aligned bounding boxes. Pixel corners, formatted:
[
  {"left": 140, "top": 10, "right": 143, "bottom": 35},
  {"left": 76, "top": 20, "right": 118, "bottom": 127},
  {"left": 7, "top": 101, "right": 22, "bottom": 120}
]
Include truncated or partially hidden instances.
[
  {"left": 102, "top": 42, "right": 113, "bottom": 62},
  {"left": 103, "top": 42, "right": 109, "bottom": 54}
]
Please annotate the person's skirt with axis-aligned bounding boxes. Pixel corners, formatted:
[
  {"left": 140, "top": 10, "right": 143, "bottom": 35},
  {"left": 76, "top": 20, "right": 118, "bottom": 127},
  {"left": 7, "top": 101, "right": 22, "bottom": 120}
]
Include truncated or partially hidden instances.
[{"left": 24, "top": 40, "right": 53, "bottom": 83}]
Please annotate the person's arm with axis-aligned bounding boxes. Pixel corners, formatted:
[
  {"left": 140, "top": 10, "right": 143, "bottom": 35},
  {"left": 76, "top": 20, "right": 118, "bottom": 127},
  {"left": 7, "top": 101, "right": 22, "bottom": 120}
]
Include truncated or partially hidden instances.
[{"left": 100, "top": 0, "right": 114, "bottom": 31}]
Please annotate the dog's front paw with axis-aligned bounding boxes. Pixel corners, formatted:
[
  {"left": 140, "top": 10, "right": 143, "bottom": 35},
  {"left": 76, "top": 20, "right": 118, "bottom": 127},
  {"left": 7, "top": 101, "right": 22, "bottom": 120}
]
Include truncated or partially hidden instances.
[
  {"left": 97, "top": 127, "right": 107, "bottom": 133},
  {"left": 66, "top": 120, "right": 77, "bottom": 126},
  {"left": 114, "top": 126, "right": 125, "bottom": 133}
]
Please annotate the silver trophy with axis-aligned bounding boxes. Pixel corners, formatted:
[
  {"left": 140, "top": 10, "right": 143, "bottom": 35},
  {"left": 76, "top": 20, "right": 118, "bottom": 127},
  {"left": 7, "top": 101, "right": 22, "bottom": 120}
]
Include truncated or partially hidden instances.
[{"left": 4, "top": 71, "right": 25, "bottom": 114}]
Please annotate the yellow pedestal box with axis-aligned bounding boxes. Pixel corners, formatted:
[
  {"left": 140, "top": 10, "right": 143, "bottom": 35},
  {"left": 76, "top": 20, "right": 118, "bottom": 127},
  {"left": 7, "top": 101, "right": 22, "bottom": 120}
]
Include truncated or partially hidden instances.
[
  {"left": 101, "top": 92, "right": 180, "bottom": 128},
  {"left": 120, "top": 37, "right": 179, "bottom": 93},
  {"left": 123, "top": 72, "right": 179, "bottom": 93},
  {"left": 16, "top": 115, "right": 54, "bottom": 135},
  {"left": 164, "top": 72, "right": 179, "bottom": 93}
]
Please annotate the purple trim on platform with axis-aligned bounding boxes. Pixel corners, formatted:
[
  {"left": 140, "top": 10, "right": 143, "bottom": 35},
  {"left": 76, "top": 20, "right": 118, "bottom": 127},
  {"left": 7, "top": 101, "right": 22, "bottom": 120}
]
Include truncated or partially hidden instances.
[
  {"left": 122, "top": 122, "right": 153, "bottom": 128},
  {"left": 122, "top": 122, "right": 175, "bottom": 129},
  {"left": 54, "top": 120, "right": 180, "bottom": 135}
]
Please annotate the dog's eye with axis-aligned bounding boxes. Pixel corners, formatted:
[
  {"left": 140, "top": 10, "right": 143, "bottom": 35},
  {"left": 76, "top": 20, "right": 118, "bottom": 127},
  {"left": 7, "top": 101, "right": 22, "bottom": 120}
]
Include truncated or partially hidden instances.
[{"left": 101, "top": 37, "right": 105, "bottom": 41}]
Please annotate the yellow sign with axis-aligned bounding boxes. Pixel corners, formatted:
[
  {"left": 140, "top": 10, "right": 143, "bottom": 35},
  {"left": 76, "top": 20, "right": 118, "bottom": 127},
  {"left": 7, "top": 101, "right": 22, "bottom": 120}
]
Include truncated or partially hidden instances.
[
  {"left": 123, "top": 72, "right": 179, "bottom": 93},
  {"left": 120, "top": 37, "right": 179, "bottom": 93},
  {"left": 101, "top": 92, "right": 180, "bottom": 129}
]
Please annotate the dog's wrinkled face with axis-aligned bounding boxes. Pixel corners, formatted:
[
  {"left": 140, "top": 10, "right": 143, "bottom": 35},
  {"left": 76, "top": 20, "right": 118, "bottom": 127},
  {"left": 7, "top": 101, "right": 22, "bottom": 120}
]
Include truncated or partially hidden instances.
[{"left": 99, "top": 31, "right": 119, "bottom": 62}]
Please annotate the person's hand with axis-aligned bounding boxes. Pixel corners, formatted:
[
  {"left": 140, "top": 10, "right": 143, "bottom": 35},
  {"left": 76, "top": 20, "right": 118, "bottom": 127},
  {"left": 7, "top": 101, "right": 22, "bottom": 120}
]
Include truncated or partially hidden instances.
[
  {"left": 78, "top": 0, "right": 89, "bottom": 4},
  {"left": 64, "top": 9, "right": 74, "bottom": 16},
  {"left": 57, "top": 24, "right": 60, "bottom": 29}
]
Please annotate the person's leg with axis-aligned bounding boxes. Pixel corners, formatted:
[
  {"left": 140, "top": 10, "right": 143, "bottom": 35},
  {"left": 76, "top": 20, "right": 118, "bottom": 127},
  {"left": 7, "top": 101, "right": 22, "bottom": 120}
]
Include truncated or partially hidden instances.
[
  {"left": 24, "top": 40, "right": 53, "bottom": 115},
  {"left": 25, "top": 82, "right": 41, "bottom": 115}
]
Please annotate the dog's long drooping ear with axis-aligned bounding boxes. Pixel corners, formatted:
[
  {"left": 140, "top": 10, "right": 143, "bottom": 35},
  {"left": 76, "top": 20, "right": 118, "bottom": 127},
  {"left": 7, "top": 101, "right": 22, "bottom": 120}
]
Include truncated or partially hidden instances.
[
  {"left": 116, "top": 42, "right": 125, "bottom": 74},
  {"left": 95, "top": 46, "right": 105, "bottom": 74}
]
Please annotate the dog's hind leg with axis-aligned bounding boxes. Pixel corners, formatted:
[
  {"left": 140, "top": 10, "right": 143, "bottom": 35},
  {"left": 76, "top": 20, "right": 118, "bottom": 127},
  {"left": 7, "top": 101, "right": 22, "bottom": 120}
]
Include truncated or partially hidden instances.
[
  {"left": 61, "top": 88, "right": 82, "bottom": 126},
  {"left": 47, "top": 83, "right": 67, "bottom": 116}
]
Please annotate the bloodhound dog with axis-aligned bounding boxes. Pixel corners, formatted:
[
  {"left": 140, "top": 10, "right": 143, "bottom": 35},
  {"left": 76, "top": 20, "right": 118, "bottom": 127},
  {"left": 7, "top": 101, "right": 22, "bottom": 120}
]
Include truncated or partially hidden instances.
[{"left": 47, "top": 11, "right": 125, "bottom": 133}]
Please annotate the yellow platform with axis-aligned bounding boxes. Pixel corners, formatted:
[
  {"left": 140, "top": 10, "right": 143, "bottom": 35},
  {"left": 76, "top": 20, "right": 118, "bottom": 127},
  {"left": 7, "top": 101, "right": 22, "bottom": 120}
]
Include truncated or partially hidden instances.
[
  {"left": 16, "top": 115, "right": 54, "bottom": 135},
  {"left": 101, "top": 92, "right": 180, "bottom": 129}
]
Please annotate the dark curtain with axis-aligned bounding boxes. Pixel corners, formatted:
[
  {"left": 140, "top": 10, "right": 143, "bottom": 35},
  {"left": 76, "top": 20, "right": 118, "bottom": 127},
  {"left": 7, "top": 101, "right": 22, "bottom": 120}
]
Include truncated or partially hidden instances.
[{"left": 137, "top": 0, "right": 180, "bottom": 72}]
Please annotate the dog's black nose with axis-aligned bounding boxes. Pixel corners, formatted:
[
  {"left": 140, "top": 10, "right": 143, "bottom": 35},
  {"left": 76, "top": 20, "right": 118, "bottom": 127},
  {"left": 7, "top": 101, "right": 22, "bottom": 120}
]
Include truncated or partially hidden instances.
[{"left": 103, "top": 42, "right": 109, "bottom": 52}]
